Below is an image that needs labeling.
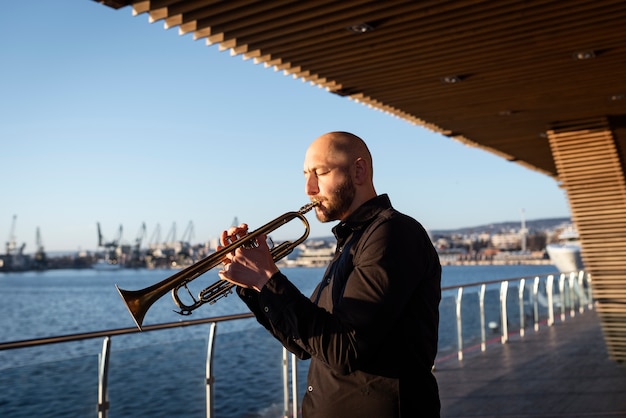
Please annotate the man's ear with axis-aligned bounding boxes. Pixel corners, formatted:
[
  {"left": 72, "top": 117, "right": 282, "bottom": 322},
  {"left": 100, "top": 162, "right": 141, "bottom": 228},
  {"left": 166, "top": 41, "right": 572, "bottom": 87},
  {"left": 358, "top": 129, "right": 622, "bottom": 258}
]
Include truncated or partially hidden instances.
[{"left": 354, "top": 157, "right": 368, "bottom": 185}]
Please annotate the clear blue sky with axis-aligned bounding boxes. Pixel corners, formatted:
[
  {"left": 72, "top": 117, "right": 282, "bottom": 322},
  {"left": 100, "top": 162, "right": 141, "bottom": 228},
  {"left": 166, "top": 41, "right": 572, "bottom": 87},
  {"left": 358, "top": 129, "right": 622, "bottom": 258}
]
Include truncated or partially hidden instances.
[{"left": 0, "top": 1, "right": 571, "bottom": 253}]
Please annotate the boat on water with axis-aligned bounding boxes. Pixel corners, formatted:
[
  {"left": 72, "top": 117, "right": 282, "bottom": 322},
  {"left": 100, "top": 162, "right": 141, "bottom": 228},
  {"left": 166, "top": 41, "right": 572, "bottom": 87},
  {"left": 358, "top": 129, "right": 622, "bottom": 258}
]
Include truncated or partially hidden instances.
[
  {"left": 546, "top": 224, "right": 584, "bottom": 273},
  {"left": 286, "top": 241, "right": 336, "bottom": 267},
  {"left": 92, "top": 259, "right": 122, "bottom": 270}
]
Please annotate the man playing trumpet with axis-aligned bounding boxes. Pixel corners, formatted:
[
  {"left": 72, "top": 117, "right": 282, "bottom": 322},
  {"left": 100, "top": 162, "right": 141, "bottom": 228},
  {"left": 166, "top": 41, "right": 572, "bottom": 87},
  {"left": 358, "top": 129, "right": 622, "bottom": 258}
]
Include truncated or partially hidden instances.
[{"left": 218, "top": 131, "right": 442, "bottom": 417}]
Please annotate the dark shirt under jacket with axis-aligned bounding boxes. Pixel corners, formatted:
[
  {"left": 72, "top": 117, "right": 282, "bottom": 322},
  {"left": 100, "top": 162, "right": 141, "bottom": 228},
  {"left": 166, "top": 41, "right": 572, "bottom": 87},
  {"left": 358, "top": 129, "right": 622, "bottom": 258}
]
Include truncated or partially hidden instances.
[{"left": 238, "top": 194, "right": 442, "bottom": 417}]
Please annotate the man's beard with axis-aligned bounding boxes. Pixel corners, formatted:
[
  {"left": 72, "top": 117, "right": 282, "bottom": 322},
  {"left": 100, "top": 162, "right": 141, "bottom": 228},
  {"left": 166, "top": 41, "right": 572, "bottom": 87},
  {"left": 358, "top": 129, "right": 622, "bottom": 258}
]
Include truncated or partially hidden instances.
[{"left": 315, "top": 175, "right": 356, "bottom": 223}]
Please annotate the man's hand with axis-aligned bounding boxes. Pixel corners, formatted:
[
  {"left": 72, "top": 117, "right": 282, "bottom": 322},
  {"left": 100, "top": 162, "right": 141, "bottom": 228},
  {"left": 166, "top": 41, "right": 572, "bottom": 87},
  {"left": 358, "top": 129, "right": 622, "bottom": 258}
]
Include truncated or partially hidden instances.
[{"left": 217, "top": 224, "right": 279, "bottom": 292}]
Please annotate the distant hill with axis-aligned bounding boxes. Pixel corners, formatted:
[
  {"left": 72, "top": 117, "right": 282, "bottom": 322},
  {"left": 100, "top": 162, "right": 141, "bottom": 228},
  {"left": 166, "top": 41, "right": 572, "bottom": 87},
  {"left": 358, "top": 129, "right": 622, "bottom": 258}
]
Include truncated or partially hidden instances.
[
  {"left": 306, "top": 217, "right": 572, "bottom": 244},
  {"left": 429, "top": 217, "right": 572, "bottom": 236}
]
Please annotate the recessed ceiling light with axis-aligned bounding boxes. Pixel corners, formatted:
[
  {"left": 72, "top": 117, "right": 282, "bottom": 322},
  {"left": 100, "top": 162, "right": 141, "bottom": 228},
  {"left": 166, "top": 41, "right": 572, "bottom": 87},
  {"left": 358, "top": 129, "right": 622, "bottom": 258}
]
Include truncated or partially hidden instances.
[
  {"left": 573, "top": 50, "right": 596, "bottom": 60},
  {"left": 441, "top": 75, "right": 462, "bottom": 84},
  {"left": 347, "top": 23, "right": 374, "bottom": 33},
  {"left": 610, "top": 94, "right": 624, "bottom": 101}
]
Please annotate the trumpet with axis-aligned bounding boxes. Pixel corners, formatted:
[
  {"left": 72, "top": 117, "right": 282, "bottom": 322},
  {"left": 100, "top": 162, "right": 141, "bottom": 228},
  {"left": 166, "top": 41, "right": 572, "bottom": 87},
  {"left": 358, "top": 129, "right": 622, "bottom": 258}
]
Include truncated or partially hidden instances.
[{"left": 116, "top": 201, "right": 319, "bottom": 330}]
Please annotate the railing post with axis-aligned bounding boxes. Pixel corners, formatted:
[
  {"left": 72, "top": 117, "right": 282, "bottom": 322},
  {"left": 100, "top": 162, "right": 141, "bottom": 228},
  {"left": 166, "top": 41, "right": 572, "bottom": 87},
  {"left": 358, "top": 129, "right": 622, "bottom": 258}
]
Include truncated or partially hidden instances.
[
  {"left": 586, "top": 272, "right": 594, "bottom": 310},
  {"left": 546, "top": 274, "right": 555, "bottom": 326},
  {"left": 205, "top": 322, "right": 217, "bottom": 418},
  {"left": 533, "top": 276, "right": 540, "bottom": 332},
  {"left": 500, "top": 281, "right": 509, "bottom": 344},
  {"left": 455, "top": 287, "right": 464, "bottom": 360},
  {"left": 576, "top": 270, "right": 587, "bottom": 313},
  {"left": 558, "top": 273, "right": 566, "bottom": 322},
  {"left": 479, "top": 284, "right": 486, "bottom": 351},
  {"left": 281, "top": 348, "right": 300, "bottom": 418},
  {"left": 291, "top": 352, "right": 299, "bottom": 418},
  {"left": 568, "top": 272, "right": 576, "bottom": 318},
  {"left": 97, "top": 336, "right": 111, "bottom": 418},
  {"left": 282, "top": 347, "right": 289, "bottom": 418},
  {"left": 518, "top": 278, "right": 526, "bottom": 337}
]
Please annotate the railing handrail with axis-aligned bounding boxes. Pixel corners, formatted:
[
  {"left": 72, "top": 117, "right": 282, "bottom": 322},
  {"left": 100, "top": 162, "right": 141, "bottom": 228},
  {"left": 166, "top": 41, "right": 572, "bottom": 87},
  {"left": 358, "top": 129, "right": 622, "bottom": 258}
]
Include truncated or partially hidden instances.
[
  {"left": 441, "top": 273, "right": 559, "bottom": 291},
  {"left": 0, "top": 312, "right": 253, "bottom": 351},
  {"left": 0, "top": 270, "right": 578, "bottom": 351}
]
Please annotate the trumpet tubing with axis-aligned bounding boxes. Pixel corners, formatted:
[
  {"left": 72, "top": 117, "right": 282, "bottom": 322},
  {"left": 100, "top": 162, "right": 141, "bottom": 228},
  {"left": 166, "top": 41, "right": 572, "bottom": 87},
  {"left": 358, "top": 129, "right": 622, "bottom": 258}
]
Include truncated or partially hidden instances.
[{"left": 116, "top": 201, "right": 318, "bottom": 330}]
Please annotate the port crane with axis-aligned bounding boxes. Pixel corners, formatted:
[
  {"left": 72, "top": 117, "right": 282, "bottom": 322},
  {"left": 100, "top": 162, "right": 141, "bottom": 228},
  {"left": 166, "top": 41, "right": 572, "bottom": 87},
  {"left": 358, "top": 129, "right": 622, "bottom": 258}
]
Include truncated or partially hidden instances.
[
  {"left": 180, "top": 221, "right": 195, "bottom": 246},
  {"left": 163, "top": 222, "right": 176, "bottom": 248},
  {"left": 134, "top": 223, "right": 146, "bottom": 251},
  {"left": 147, "top": 223, "right": 161, "bottom": 252},
  {"left": 176, "top": 221, "right": 196, "bottom": 264},
  {"left": 127, "top": 223, "right": 146, "bottom": 268},
  {"left": 97, "top": 223, "right": 123, "bottom": 249},
  {"left": 5, "top": 215, "right": 22, "bottom": 256},
  {"left": 96, "top": 223, "right": 123, "bottom": 266},
  {"left": 33, "top": 227, "right": 47, "bottom": 269},
  {"left": 3, "top": 215, "right": 26, "bottom": 271}
]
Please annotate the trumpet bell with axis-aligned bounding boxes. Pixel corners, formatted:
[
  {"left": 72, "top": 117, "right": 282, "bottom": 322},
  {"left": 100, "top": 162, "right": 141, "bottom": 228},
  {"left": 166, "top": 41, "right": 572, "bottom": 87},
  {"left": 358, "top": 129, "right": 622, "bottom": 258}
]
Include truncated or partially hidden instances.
[{"left": 116, "top": 285, "right": 152, "bottom": 330}]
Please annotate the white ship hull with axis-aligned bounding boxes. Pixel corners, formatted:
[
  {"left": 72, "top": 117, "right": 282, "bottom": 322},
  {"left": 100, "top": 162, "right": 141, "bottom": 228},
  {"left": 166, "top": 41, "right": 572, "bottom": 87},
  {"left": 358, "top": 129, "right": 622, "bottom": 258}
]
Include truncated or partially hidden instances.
[
  {"left": 546, "top": 243, "right": 583, "bottom": 273},
  {"left": 92, "top": 259, "right": 122, "bottom": 270},
  {"left": 289, "top": 242, "right": 336, "bottom": 267}
]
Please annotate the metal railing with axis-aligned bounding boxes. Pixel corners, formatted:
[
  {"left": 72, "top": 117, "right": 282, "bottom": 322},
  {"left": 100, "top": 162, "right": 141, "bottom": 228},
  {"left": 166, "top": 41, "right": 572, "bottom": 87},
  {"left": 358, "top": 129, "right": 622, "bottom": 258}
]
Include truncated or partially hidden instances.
[
  {"left": 0, "top": 313, "right": 258, "bottom": 418},
  {"left": 0, "top": 270, "right": 591, "bottom": 418},
  {"left": 441, "top": 271, "right": 592, "bottom": 361}
]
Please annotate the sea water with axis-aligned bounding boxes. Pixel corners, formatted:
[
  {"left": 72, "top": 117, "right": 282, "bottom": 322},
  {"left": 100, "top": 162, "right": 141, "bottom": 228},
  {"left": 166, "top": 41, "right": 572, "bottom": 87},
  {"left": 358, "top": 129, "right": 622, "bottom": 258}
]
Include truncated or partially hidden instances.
[{"left": 0, "top": 264, "right": 559, "bottom": 417}]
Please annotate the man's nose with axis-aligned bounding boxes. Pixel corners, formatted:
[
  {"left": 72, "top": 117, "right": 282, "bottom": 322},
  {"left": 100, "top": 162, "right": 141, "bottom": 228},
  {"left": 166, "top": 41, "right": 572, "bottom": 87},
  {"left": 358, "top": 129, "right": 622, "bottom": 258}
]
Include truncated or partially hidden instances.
[{"left": 305, "top": 174, "right": 319, "bottom": 196}]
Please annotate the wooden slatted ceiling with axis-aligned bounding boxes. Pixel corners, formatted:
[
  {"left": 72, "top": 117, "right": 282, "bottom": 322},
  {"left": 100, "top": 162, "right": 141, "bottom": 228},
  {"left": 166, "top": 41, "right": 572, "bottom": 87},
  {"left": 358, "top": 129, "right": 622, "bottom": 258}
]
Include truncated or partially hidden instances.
[{"left": 97, "top": 0, "right": 626, "bottom": 180}]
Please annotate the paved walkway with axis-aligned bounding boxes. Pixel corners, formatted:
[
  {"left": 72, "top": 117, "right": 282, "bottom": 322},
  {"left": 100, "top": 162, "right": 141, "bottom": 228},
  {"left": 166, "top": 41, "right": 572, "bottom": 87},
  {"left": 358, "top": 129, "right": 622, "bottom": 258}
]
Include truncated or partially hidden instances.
[{"left": 435, "top": 309, "right": 626, "bottom": 418}]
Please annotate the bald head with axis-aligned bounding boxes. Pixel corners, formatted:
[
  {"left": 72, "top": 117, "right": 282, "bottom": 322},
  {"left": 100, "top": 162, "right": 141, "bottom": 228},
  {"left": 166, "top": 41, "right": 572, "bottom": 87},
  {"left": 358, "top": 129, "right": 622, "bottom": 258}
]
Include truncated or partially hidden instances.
[
  {"left": 320, "top": 131, "right": 371, "bottom": 168},
  {"left": 307, "top": 131, "right": 373, "bottom": 178},
  {"left": 304, "top": 132, "right": 377, "bottom": 221}
]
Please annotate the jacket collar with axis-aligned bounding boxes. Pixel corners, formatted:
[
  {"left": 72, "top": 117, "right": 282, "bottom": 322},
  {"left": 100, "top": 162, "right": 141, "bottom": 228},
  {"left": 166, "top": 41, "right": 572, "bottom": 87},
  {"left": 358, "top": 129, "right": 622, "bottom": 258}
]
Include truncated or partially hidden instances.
[{"left": 332, "top": 194, "right": 392, "bottom": 240}]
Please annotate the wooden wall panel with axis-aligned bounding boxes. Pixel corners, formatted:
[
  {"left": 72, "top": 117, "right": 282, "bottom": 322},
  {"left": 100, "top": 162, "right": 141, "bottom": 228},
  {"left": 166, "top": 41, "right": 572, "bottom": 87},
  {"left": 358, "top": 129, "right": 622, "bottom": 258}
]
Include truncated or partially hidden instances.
[{"left": 548, "top": 117, "right": 626, "bottom": 364}]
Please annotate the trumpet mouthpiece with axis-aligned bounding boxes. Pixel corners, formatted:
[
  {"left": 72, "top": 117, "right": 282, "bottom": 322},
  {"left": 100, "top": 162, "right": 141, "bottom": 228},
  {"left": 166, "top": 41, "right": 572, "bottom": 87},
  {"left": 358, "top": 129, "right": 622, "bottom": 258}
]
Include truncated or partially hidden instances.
[{"left": 300, "top": 201, "right": 319, "bottom": 213}]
